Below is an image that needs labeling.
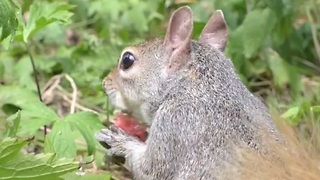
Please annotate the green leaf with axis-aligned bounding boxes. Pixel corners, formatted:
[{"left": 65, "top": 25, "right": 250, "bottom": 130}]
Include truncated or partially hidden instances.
[
  {"left": 20, "top": 101, "right": 60, "bottom": 123},
  {"left": 310, "top": 106, "right": 320, "bottom": 113},
  {"left": 0, "top": 86, "right": 39, "bottom": 106},
  {"left": 45, "top": 120, "right": 77, "bottom": 158},
  {"left": 44, "top": 135, "right": 55, "bottom": 155},
  {"left": 0, "top": 0, "right": 18, "bottom": 40},
  {"left": 65, "top": 112, "right": 104, "bottom": 156},
  {"left": 0, "top": 138, "right": 79, "bottom": 180},
  {"left": 3, "top": 111, "right": 21, "bottom": 138},
  {"left": 281, "top": 106, "right": 301, "bottom": 124},
  {"left": 18, "top": 101, "right": 60, "bottom": 136},
  {"left": 23, "top": 2, "right": 74, "bottom": 42},
  {"left": 267, "top": 51, "right": 290, "bottom": 90},
  {"left": 0, "top": 60, "right": 4, "bottom": 80},
  {"left": 0, "top": 138, "right": 28, "bottom": 162},
  {"left": 265, "top": 48, "right": 302, "bottom": 95},
  {"left": 265, "top": 0, "right": 285, "bottom": 17},
  {"left": 287, "top": 67, "right": 302, "bottom": 96},
  {"left": 229, "top": 8, "right": 277, "bottom": 58},
  {"left": 0, "top": 34, "right": 13, "bottom": 50},
  {"left": 124, "top": 5, "right": 148, "bottom": 33},
  {"left": 281, "top": 106, "right": 300, "bottom": 119},
  {"left": 62, "top": 172, "right": 112, "bottom": 180},
  {"left": 13, "top": 56, "right": 36, "bottom": 91}
]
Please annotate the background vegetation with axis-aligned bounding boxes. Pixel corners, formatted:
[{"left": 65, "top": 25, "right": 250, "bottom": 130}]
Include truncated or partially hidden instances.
[{"left": 0, "top": 0, "right": 319, "bottom": 179}]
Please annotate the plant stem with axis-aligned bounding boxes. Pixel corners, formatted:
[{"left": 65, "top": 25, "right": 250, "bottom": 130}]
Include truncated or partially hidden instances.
[
  {"left": 25, "top": 43, "right": 47, "bottom": 135},
  {"left": 25, "top": 43, "right": 42, "bottom": 102}
]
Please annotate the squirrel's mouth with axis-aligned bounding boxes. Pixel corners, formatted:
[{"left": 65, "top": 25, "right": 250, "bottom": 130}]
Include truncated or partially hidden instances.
[
  {"left": 106, "top": 88, "right": 132, "bottom": 115},
  {"left": 105, "top": 87, "right": 148, "bottom": 126},
  {"left": 117, "top": 109, "right": 132, "bottom": 117}
]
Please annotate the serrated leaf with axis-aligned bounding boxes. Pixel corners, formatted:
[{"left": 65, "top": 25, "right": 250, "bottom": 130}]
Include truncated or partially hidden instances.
[
  {"left": 45, "top": 120, "right": 77, "bottom": 158},
  {"left": 0, "top": 0, "right": 18, "bottom": 40},
  {"left": 68, "top": 121, "right": 96, "bottom": 156},
  {"left": 0, "top": 34, "right": 13, "bottom": 50},
  {"left": 3, "top": 111, "right": 21, "bottom": 138},
  {"left": 65, "top": 112, "right": 103, "bottom": 155},
  {"left": 23, "top": 2, "right": 74, "bottom": 42},
  {"left": 20, "top": 101, "right": 60, "bottom": 123},
  {"left": 0, "top": 138, "right": 28, "bottom": 163},
  {"left": 0, "top": 86, "right": 39, "bottom": 106},
  {"left": 44, "top": 135, "right": 55, "bottom": 155},
  {"left": 0, "top": 138, "right": 79, "bottom": 180},
  {"left": 18, "top": 101, "right": 60, "bottom": 136}
]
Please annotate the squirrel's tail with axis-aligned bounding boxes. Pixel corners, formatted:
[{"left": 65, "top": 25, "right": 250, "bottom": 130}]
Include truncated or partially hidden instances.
[{"left": 224, "top": 112, "right": 320, "bottom": 180}]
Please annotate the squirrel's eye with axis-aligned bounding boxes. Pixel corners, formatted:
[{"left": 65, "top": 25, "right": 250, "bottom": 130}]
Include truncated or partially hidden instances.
[{"left": 120, "top": 52, "right": 135, "bottom": 70}]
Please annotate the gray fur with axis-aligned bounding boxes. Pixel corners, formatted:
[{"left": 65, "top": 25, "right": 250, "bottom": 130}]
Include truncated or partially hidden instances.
[{"left": 96, "top": 8, "right": 280, "bottom": 180}]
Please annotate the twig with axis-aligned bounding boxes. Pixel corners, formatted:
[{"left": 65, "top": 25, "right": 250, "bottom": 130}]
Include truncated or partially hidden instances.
[
  {"left": 42, "top": 74, "right": 64, "bottom": 94},
  {"left": 56, "top": 90, "right": 99, "bottom": 114},
  {"left": 56, "top": 85, "right": 103, "bottom": 113},
  {"left": 41, "top": 73, "right": 101, "bottom": 115},
  {"left": 42, "top": 74, "right": 64, "bottom": 102},
  {"left": 64, "top": 74, "right": 78, "bottom": 114},
  {"left": 41, "top": 74, "right": 99, "bottom": 114}
]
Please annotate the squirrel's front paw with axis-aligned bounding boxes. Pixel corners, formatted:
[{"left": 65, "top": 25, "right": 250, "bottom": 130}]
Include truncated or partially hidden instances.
[{"left": 96, "top": 125, "right": 140, "bottom": 157}]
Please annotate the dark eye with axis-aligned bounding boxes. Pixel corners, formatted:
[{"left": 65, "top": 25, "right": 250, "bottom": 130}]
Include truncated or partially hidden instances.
[{"left": 120, "top": 52, "right": 135, "bottom": 70}]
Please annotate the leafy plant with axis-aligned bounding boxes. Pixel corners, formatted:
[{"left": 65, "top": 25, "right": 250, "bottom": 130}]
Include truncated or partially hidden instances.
[
  {"left": 21, "top": 2, "right": 74, "bottom": 42},
  {"left": 0, "top": 0, "right": 110, "bottom": 179},
  {"left": 0, "top": 0, "right": 320, "bottom": 179},
  {"left": 0, "top": 0, "right": 18, "bottom": 41},
  {"left": 0, "top": 138, "right": 79, "bottom": 180}
]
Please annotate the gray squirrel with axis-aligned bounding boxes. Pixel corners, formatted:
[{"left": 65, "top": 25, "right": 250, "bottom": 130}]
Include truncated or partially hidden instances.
[{"left": 96, "top": 6, "right": 281, "bottom": 180}]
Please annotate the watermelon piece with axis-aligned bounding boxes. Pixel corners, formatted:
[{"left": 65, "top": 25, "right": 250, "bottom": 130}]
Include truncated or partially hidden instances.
[{"left": 114, "top": 113, "right": 148, "bottom": 142}]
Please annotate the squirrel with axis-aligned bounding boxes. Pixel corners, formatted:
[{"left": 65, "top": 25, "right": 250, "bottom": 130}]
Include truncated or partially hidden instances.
[{"left": 96, "top": 6, "right": 320, "bottom": 180}]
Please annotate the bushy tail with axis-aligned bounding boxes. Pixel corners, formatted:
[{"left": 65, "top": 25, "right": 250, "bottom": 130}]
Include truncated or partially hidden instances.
[
  {"left": 239, "top": 112, "right": 320, "bottom": 180},
  {"left": 221, "top": 112, "right": 320, "bottom": 180}
]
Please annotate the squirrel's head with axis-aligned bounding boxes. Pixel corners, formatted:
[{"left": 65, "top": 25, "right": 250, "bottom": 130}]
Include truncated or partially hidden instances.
[{"left": 103, "top": 6, "right": 228, "bottom": 124}]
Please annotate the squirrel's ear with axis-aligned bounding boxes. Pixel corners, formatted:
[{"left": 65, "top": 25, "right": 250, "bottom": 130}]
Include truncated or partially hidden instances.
[
  {"left": 199, "top": 10, "right": 228, "bottom": 52},
  {"left": 164, "top": 6, "right": 193, "bottom": 73}
]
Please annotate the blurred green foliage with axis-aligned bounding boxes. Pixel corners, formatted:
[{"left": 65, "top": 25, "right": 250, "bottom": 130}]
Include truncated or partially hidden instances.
[{"left": 0, "top": 0, "right": 320, "bottom": 179}]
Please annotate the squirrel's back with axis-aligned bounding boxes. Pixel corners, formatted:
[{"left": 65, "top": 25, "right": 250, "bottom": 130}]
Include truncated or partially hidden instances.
[{"left": 149, "top": 41, "right": 281, "bottom": 178}]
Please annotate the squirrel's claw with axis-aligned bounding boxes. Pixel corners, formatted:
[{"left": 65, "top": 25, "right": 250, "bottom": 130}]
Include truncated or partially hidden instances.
[
  {"left": 109, "top": 124, "right": 125, "bottom": 133},
  {"left": 96, "top": 128, "right": 127, "bottom": 156},
  {"left": 96, "top": 125, "right": 141, "bottom": 157}
]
